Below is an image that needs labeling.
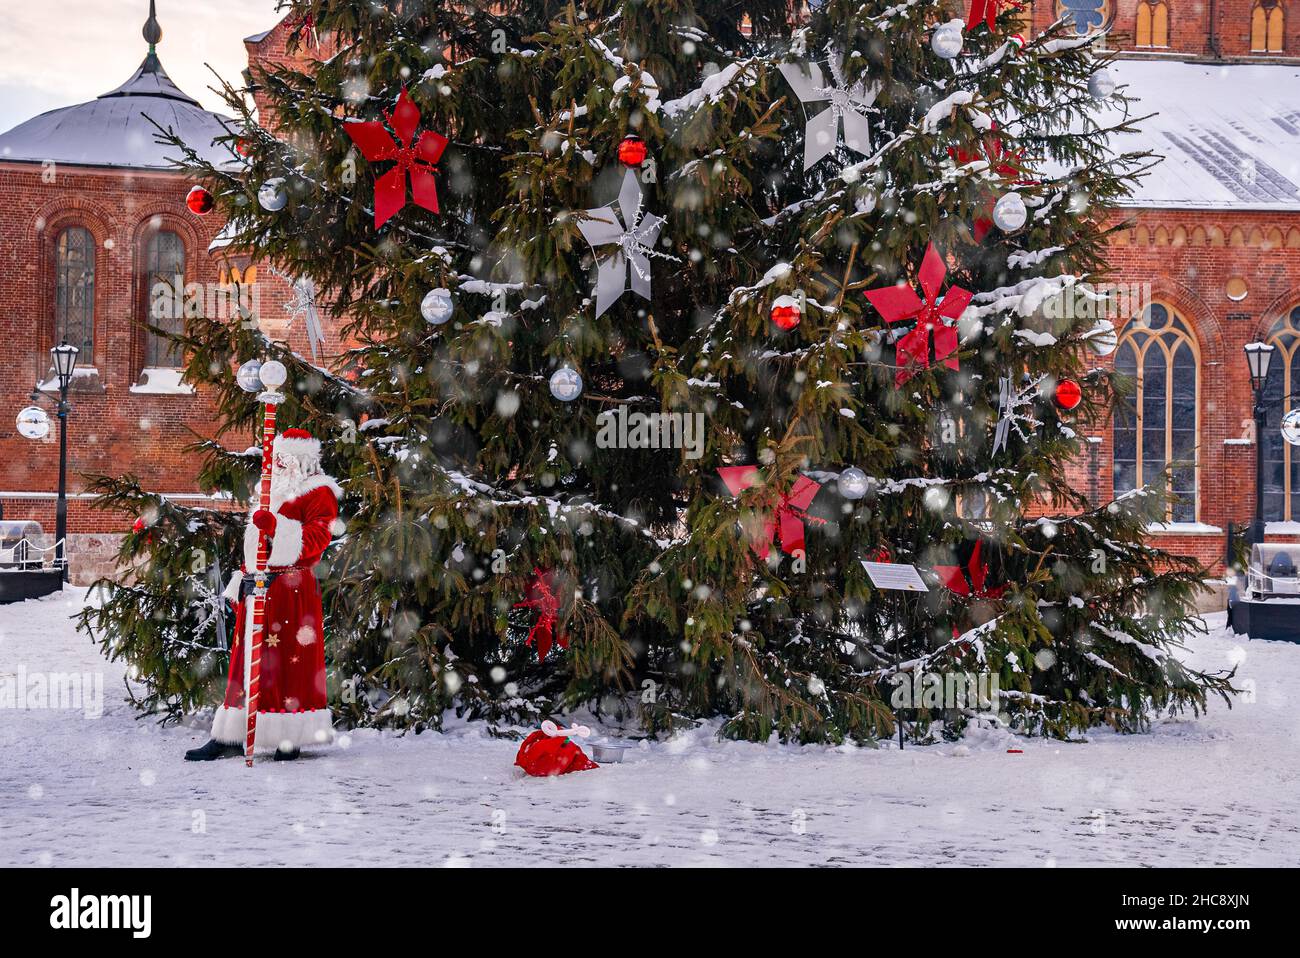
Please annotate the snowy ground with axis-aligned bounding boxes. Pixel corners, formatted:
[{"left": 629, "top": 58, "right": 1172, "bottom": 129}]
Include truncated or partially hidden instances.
[{"left": 2, "top": 589, "right": 1299, "bottom": 867}]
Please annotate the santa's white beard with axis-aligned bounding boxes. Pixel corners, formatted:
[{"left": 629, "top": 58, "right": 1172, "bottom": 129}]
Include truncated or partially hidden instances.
[{"left": 269, "top": 457, "right": 322, "bottom": 509}]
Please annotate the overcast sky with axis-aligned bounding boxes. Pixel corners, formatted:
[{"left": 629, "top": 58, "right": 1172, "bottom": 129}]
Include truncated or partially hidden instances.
[{"left": 0, "top": 0, "right": 283, "bottom": 132}]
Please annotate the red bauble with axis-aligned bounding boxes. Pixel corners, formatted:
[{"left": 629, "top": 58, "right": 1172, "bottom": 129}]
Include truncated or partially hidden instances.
[
  {"left": 617, "top": 135, "right": 648, "bottom": 168},
  {"left": 132, "top": 515, "right": 155, "bottom": 544},
  {"left": 1055, "top": 379, "right": 1082, "bottom": 410},
  {"left": 235, "top": 137, "right": 253, "bottom": 157},
  {"left": 186, "top": 185, "right": 214, "bottom": 215},
  {"left": 770, "top": 295, "right": 802, "bottom": 331}
]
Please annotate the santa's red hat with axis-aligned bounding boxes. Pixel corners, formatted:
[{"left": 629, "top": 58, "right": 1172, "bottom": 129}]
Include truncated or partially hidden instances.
[{"left": 274, "top": 428, "right": 321, "bottom": 469}]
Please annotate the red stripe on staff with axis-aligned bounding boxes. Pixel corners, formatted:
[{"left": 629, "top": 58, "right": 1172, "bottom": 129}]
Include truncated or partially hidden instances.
[{"left": 245, "top": 398, "right": 279, "bottom": 767}]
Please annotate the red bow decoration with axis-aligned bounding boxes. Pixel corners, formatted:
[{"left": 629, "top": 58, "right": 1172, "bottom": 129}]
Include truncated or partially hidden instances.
[
  {"left": 966, "top": 0, "right": 1002, "bottom": 30},
  {"left": 718, "top": 466, "right": 823, "bottom": 560},
  {"left": 288, "top": 12, "right": 319, "bottom": 49},
  {"left": 949, "top": 125, "right": 1029, "bottom": 242},
  {"left": 865, "top": 243, "right": 973, "bottom": 386},
  {"left": 343, "top": 88, "right": 448, "bottom": 229},
  {"left": 513, "top": 568, "right": 567, "bottom": 661},
  {"left": 933, "top": 541, "right": 1006, "bottom": 599}
]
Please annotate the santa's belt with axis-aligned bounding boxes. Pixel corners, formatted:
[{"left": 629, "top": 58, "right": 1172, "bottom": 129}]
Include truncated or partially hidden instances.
[{"left": 238, "top": 566, "right": 312, "bottom": 599}]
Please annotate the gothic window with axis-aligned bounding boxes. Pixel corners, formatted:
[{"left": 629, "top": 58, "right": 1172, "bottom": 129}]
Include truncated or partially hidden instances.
[
  {"left": 1262, "top": 308, "right": 1300, "bottom": 521},
  {"left": 1112, "top": 304, "right": 1198, "bottom": 522},
  {"left": 140, "top": 229, "right": 187, "bottom": 367},
  {"left": 1136, "top": 1, "right": 1169, "bottom": 47},
  {"left": 1056, "top": 0, "right": 1114, "bottom": 35},
  {"left": 1252, "top": 1, "right": 1285, "bottom": 52},
  {"left": 54, "top": 227, "right": 95, "bottom": 359}
]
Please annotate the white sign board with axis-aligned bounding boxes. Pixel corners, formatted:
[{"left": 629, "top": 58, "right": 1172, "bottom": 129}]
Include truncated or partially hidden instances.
[
  {"left": 1283, "top": 408, "right": 1300, "bottom": 447},
  {"left": 861, "top": 560, "right": 929, "bottom": 592},
  {"left": 16, "top": 405, "right": 50, "bottom": 440}
]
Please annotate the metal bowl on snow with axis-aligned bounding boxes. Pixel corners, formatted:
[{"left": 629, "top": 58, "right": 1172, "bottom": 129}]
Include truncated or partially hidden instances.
[{"left": 591, "top": 742, "right": 629, "bottom": 763}]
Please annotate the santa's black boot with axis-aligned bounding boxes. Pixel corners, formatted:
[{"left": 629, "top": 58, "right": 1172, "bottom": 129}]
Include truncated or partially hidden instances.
[
  {"left": 273, "top": 746, "right": 301, "bottom": 762},
  {"left": 184, "top": 740, "right": 244, "bottom": 761}
]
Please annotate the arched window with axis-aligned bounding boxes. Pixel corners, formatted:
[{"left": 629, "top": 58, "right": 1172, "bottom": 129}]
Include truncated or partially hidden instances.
[
  {"left": 54, "top": 227, "right": 95, "bottom": 359},
  {"left": 140, "top": 229, "right": 186, "bottom": 367},
  {"left": 1112, "top": 304, "right": 1198, "bottom": 521},
  {"left": 1261, "top": 308, "right": 1300, "bottom": 521},
  {"left": 1252, "top": 1, "right": 1285, "bottom": 52},
  {"left": 1136, "top": 1, "right": 1170, "bottom": 47},
  {"left": 1055, "top": 0, "right": 1115, "bottom": 35}
]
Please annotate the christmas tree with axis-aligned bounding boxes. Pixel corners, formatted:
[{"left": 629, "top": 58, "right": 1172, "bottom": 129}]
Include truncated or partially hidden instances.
[{"left": 81, "top": 0, "right": 1235, "bottom": 743}]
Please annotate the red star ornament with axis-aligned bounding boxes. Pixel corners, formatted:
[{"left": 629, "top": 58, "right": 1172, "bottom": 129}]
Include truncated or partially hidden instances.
[
  {"left": 717, "top": 466, "right": 823, "bottom": 560},
  {"left": 966, "top": 0, "right": 1003, "bottom": 30},
  {"left": 933, "top": 540, "right": 1006, "bottom": 599},
  {"left": 343, "top": 88, "right": 448, "bottom": 229},
  {"left": 865, "top": 243, "right": 973, "bottom": 386}
]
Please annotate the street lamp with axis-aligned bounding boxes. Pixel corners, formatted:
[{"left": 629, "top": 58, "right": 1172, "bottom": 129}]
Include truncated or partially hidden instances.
[
  {"left": 1245, "top": 341, "right": 1276, "bottom": 545},
  {"left": 50, "top": 341, "right": 79, "bottom": 578}
]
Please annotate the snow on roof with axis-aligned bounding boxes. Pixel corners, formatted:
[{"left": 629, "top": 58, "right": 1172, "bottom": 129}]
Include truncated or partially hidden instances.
[
  {"left": 0, "top": 53, "right": 234, "bottom": 172},
  {"left": 1109, "top": 58, "right": 1300, "bottom": 211}
]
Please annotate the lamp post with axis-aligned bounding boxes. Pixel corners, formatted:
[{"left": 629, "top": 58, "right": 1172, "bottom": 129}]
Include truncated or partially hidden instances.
[
  {"left": 50, "top": 342, "right": 79, "bottom": 579},
  {"left": 1245, "top": 341, "right": 1276, "bottom": 545}
]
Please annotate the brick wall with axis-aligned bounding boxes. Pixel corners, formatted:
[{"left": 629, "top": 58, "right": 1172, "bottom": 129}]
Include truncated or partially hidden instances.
[
  {"left": 0, "top": 162, "right": 228, "bottom": 495},
  {"left": 244, "top": 19, "right": 341, "bottom": 132},
  {"left": 0, "top": 156, "right": 342, "bottom": 584}
]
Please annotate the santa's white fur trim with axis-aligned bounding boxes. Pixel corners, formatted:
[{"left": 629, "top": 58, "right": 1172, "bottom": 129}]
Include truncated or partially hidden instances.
[
  {"left": 269, "top": 472, "right": 344, "bottom": 511},
  {"left": 273, "top": 433, "right": 321, "bottom": 464},
  {"left": 287, "top": 473, "right": 343, "bottom": 501},
  {"left": 243, "top": 521, "right": 259, "bottom": 570},
  {"left": 269, "top": 515, "right": 303, "bottom": 566},
  {"left": 222, "top": 571, "right": 243, "bottom": 603},
  {"left": 211, "top": 705, "right": 334, "bottom": 750}
]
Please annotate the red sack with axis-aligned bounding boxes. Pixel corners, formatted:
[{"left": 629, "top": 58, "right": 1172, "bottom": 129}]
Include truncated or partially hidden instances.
[{"left": 514, "top": 730, "right": 599, "bottom": 777}]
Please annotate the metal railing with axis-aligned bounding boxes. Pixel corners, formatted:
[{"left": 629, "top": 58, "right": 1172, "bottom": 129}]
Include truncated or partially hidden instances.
[
  {"left": 0, "top": 538, "right": 68, "bottom": 572},
  {"left": 1247, "top": 566, "right": 1300, "bottom": 597}
]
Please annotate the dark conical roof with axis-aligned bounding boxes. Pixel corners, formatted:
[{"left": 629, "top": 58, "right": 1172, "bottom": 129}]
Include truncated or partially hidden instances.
[{"left": 97, "top": 53, "right": 201, "bottom": 107}]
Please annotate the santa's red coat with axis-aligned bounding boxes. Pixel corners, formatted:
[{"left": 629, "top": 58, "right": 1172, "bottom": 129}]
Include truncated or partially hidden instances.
[{"left": 211, "top": 478, "right": 340, "bottom": 751}]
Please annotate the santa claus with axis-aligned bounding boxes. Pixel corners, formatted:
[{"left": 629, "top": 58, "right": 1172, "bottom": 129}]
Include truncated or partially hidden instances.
[{"left": 185, "top": 428, "right": 341, "bottom": 761}]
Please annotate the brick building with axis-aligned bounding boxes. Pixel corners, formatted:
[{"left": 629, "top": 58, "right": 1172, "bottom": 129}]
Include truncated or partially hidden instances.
[
  {"left": 1020, "top": 2, "right": 1300, "bottom": 590},
  {"left": 0, "top": 6, "right": 335, "bottom": 582}
]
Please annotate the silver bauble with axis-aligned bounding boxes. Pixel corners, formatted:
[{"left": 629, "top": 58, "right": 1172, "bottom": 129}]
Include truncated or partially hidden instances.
[
  {"left": 549, "top": 367, "right": 583, "bottom": 402},
  {"left": 421, "top": 288, "right": 454, "bottom": 325},
  {"left": 258, "top": 178, "right": 288, "bottom": 212}
]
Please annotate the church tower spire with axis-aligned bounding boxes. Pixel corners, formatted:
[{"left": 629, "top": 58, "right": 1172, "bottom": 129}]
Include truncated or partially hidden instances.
[{"left": 142, "top": 1, "right": 163, "bottom": 70}]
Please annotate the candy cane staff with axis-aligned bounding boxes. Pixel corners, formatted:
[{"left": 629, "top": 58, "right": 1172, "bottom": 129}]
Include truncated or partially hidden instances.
[{"left": 185, "top": 362, "right": 342, "bottom": 762}]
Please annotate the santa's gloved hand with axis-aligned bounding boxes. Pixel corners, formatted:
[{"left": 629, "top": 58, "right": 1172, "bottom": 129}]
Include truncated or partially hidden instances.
[{"left": 252, "top": 509, "right": 277, "bottom": 536}]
